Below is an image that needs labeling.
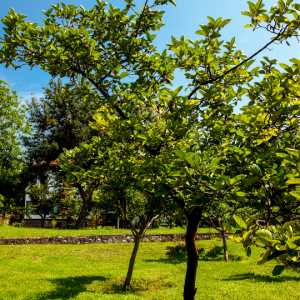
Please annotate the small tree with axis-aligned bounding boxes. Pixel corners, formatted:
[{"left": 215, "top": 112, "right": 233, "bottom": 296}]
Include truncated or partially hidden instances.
[{"left": 28, "top": 180, "right": 59, "bottom": 227}]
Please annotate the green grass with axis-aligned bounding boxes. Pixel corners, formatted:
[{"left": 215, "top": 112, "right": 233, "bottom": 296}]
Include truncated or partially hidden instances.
[
  {"left": 0, "top": 226, "right": 217, "bottom": 238},
  {"left": 0, "top": 239, "right": 299, "bottom": 299}
]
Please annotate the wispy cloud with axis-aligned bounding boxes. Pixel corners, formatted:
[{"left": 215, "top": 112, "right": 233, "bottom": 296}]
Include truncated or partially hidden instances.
[
  {"left": 0, "top": 70, "right": 15, "bottom": 86},
  {"left": 22, "top": 83, "right": 41, "bottom": 89},
  {"left": 18, "top": 91, "right": 45, "bottom": 103}
]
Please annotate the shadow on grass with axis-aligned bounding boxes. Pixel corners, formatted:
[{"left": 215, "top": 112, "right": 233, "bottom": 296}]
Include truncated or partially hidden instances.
[
  {"left": 100, "top": 277, "right": 173, "bottom": 295},
  {"left": 198, "top": 245, "right": 244, "bottom": 262},
  {"left": 222, "top": 272, "right": 300, "bottom": 283},
  {"left": 35, "top": 275, "right": 108, "bottom": 299},
  {"left": 146, "top": 244, "right": 243, "bottom": 264}
]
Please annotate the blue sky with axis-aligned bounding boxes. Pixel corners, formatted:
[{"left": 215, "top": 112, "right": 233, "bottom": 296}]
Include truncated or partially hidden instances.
[{"left": 0, "top": 0, "right": 299, "bottom": 105}]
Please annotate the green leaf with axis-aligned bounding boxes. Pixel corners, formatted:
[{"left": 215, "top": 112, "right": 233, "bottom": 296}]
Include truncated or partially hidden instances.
[
  {"left": 256, "top": 229, "right": 272, "bottom": 241},
  {"left": 230, "top": 175, "right": 244, "bottom": 185},
  {"left": 244, "top": 176, "right": 259, "bottom": 187},
  {"left": 289, "top": 236, "right": 300, "bottom": 245},
  {"left": 174, "top": 150, "right": 186, "bottom": 159},
  {"left": 236, "top": 191, "right": 247, "bottom": 197},
  {"left": 286, "top": 148, "right": 300, "bottom": 158},
  {"left": 120, "top": 71, "right": 128, "bottom": 79},
  {"left": 169, "top": 171, "right": 182, "bottom": 177},
  {"left": 243, "top": 230, "right": 252, "bottom": 241},
  {"left": 272, "top": 265, "right": 285, "bottom": 276},
  {"left": 290, "top": 58, "right": 300, "bottom": 66},
  {"left": 209, "top": 158, "right": 220, "bottom": 167},
  {"left": 154, "top": 189, "right": 168, "bottom": 197},
  {"left": 289, "top": 191, "right": 300, "bottom": 200},
  {"left": 282, "top": 220, "right": 296, "bottom": 229},
  {"left": 286, "top": 178, "right": 300, "bottom": 184},
  {"left": 185, "top": 157, "right": 194, "bottom": 166},
  {"left": 279, "top": 63, "right": 294, "bottom": 74},
  {"left": 257, "top": 248, "right": 272, "bottom": 265},
  {"left": 233, "top": 215, "right": 247, "bottom": 230}
]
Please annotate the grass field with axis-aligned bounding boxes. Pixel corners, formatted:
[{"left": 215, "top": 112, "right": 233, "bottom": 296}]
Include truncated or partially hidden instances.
[
  {"left": 0, "top": 226, "right": 216, "bottom": 238},
  {"left": 0, "top": 238, "right": 299, "bottom": 300}
]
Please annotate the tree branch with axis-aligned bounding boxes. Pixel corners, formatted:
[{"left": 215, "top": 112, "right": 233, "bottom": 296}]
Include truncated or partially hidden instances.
[{"left": 187, "top": 29, "right": 285, "bottom": 100}]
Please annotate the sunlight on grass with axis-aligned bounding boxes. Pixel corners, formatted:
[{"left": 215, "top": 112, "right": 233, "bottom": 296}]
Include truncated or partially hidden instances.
[{"left": 0, "top": 239, "right": 299, "bottom": 299}]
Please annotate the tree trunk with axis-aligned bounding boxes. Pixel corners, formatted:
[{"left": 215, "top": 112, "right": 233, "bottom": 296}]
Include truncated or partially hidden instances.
[
  {"left": 221, "top": 231, "right": 229, "bottom": 262},
  {"left": 1, "top": 207, "right": 6, "bottom": 222},
  {"left": 76, "top": 185, "right": 95, "bottom": 228},
  {"left": 169, "top": 218, "right": 173, "bottom": 228},
  {"left": 76, "top": 206, "right": 91, "bottom": 227},
  {"left": 184, "top": 207, "right": 203, "bottom": 300},
  {"left": 1, "top": 201, "right": 10, "bottom": 224},
  {"left": 123, "top": 234, "right": 141, "bottom": 291},
  {"left": 41, "top": 217, "right": 45, "bottom": 228},
  {"left": 116, "top": 217, "right": 120, "bottom": 230}
]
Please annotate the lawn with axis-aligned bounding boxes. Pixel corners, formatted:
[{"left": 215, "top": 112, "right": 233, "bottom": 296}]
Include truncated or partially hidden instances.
[
  {"left": 0, "top": 238, "right": 299, "bottom": 300},
  {"left": 0, "top": 226, "right": 216, "bottom": 238}
]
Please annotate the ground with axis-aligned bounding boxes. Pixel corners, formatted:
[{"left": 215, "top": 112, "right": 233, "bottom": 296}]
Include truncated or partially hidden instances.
[{"left": 0, "top": 238, "right": 299, "bottom": 300}]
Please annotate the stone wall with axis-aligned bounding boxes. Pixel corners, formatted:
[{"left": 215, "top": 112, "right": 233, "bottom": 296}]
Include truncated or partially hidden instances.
[{"left": 0, "top": 233, "right": 228, "bottom": 245}]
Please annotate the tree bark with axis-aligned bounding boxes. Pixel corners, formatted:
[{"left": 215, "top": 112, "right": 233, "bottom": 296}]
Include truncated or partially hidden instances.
[
  {"left": 1, "top": 207, "right": 7, "bottom": 223},
  {"left": 116, "top": 217, "right": 120, "bottom": 230},
  {"left": 76, "top": 206, "right": 91, "bottom": 227},
  {"left": 184, "top": 207, "right": 203, "bottom": 300},
  {"left": 123, "top": 234, "right": 141, "bottom": 291},
  {"left": 1, "top": 200, "right": 10, "bottom": 224},
  {"left": 41, "top": 217, "right": 45, "bottom": 228},
  {"left": 76, "top": 185, "right": 95, "bottom": 227},
  {"left": 221, "top": 231, "right": 229, "bottom": 262}
]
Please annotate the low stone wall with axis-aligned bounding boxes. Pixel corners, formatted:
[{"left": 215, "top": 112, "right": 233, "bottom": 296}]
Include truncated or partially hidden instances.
[{"left": 0, "top": 233, "right": 227, "bottom": 245}]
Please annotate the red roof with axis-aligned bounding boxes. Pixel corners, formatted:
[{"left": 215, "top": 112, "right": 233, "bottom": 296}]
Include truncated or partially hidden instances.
[{"left": 32, "top": 160, "right": 59, "bottom": 167}]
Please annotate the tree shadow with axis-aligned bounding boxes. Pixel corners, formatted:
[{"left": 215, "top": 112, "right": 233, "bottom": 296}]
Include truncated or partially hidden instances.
[
  {"left": 100, "top": 277, "right": 173, "bottom": 295},
  {"left": 222, "top": 272, "right": 300, "bottom": 283},
  {"left": 146, "top": 244, "right": 243, "bottom": 264},
  {"left": 198, "top": 245, "right": 244, "bottom": 262},
  {"left": 146, "top": 244, "right": 187, "bottom": 264},
  {"left": 35, "top": 275, "right": 108, "bottom": 299}
]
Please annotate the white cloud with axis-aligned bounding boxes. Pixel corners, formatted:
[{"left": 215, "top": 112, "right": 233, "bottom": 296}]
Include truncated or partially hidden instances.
[{"left": 18, "top": 91, "right": 45, "bottom": 103}]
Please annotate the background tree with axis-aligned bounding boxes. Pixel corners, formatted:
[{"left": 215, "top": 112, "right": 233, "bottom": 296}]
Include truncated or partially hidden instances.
[
  {"left": 54, "top": 182, "right": 82, "bottom": 227},
  {"left": 24, "top": 76, "right": 98, "bottom": 167},
  {"left": 23, "top": 77, "right": 101, "bottom": 225},
  {"left": 0, "top": 80, "right": 31, "bottom": 221},
  {"left": 27, "top": 180, "right": 59, "bottom": 227}
]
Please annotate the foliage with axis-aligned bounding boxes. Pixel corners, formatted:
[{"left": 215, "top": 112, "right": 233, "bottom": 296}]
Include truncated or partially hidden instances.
[
  {"left": 0, "top": 194, "right": 3, "bottom": 207},
  {"left": 51, "top": 219, "right": 57, "bottom": 229},
  {"left": 23, "top": 77, "right": 98, "bottom": 168},
  {"left": 27, "top": 180, "right": 59, "bottom": 226},
  {"left": 0, "top": 80, "right": 30, "bottom": 219},
  {"left": 0, "top": 80, "right": 30, "bottom": 168},
  {"left": 0, "top": 164, "right": 28, "bottom": 220},
  {"left": 54, "top": 182, "right": 82, "bottom": 226},
  {"left": 230, "top": 217, "right": 300, "bottom": 276}
]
